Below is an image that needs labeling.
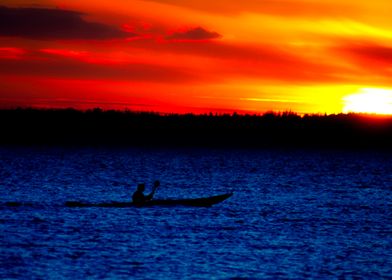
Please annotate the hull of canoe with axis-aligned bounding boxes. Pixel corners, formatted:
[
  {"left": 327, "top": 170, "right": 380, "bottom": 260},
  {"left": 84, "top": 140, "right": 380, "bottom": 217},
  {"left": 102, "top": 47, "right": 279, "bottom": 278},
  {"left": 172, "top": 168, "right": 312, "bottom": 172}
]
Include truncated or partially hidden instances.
[{"left": 65, "top": 193, "right": 233, "bottom": 208}]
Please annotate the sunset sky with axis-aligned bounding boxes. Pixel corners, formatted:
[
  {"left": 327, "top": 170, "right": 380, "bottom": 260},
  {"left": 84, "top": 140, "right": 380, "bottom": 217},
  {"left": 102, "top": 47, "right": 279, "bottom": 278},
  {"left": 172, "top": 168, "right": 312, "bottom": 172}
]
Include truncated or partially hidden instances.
[{"left": 1, "top": 0, "right": 392, "bottom": 114}]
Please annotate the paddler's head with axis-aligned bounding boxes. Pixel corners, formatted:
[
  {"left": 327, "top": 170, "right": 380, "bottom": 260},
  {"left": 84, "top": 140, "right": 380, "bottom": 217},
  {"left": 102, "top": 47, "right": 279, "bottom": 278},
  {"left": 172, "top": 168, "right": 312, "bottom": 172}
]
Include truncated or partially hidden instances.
[{"left": 137, "top": 183, "right": 145, "bottom": 192}]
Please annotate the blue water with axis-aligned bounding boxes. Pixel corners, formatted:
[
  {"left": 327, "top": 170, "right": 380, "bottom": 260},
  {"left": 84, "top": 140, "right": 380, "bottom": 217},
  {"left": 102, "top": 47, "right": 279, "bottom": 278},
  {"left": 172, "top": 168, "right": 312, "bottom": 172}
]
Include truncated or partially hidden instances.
[{"left": 1, "top": 147, "right": 391, "bottom": 279}]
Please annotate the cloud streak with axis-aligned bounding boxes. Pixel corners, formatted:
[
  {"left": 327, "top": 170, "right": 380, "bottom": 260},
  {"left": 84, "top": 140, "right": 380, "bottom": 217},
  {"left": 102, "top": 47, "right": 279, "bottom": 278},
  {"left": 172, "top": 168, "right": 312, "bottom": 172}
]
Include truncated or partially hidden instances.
[
  {"left": 142, "top": 0, "right": 359, "bottom": 18},
  {"left": 0, "top": 51, "right": 201, "bottom": 83},
  {"left": 0, "top": 6, "right": 132, "bottom": 40}
]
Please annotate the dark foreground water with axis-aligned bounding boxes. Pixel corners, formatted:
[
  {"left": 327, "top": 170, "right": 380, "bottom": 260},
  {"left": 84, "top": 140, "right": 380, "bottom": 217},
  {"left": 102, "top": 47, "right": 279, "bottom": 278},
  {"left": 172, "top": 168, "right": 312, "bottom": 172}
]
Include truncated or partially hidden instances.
[{"left": 1, "top": 147, "right": 391, "bottom": 279}]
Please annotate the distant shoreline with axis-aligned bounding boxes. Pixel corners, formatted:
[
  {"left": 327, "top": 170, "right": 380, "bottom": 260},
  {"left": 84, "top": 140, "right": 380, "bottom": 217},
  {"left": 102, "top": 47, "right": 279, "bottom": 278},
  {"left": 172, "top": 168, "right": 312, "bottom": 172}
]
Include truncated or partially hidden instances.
[{"left": 1, "top": 108, "right": 392, "bottom": 149}]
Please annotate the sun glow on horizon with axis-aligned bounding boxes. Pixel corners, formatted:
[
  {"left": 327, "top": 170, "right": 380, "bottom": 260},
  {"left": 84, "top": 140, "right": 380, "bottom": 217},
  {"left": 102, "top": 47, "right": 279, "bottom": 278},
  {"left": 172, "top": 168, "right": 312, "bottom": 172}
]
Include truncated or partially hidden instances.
[
  {"left": 343, "top": 88, "right": 392, "bottom": 115},
  {"left": 2, "top": 1, "right": 392, "bottom": 114}
]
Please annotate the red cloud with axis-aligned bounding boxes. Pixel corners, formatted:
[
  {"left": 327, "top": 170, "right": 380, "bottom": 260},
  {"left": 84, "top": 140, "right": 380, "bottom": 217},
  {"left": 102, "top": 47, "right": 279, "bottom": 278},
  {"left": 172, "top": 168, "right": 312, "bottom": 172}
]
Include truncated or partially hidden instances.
[
  {"left": 166, "top": 27, "right": 221, "bottom": 41},
  {"left": 0, "top": 53, "right": 201, "bottom": 83},
  {"left": 345, "top": 43, "right": 392, "bottom": 64},
  {"left": 336, "top": 42, "right": 392, "bottom": 79}
]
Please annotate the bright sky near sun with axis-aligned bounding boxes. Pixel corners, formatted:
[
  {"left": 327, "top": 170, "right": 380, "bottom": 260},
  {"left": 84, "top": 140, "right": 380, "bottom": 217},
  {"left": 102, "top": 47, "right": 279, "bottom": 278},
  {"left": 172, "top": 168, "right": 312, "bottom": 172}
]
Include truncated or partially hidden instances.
[{"left": 1, "top": 0, "right": 392, "bottom": 114}]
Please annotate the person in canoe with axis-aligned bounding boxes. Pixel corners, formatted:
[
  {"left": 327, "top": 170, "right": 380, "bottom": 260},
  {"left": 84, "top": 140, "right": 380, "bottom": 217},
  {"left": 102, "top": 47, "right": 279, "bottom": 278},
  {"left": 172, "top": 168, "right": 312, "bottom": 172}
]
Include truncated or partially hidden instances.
[{"left": 132, "top": 180, "right": 160, "bottom": 205}]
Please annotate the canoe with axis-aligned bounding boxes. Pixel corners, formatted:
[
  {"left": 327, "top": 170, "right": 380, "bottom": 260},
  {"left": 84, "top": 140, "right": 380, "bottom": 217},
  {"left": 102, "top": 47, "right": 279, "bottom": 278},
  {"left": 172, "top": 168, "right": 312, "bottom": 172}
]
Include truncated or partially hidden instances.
[{"left": 65, "top": 193, "right": 233, "bottom": 208}]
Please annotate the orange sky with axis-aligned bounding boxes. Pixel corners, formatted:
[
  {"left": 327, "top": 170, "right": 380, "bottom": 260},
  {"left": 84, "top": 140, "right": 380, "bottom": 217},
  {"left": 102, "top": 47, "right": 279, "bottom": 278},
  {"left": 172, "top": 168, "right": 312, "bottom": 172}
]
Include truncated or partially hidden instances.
[{"left": 1, "top": 0, "right": 392, "bottom": 114}]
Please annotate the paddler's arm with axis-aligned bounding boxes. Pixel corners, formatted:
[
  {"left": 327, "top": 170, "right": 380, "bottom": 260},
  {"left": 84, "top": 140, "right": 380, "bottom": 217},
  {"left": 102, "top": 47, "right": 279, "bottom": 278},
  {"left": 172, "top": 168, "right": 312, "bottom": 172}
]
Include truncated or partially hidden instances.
[{"left": 145, "top": 180, "right": 160, "bottom": 201}]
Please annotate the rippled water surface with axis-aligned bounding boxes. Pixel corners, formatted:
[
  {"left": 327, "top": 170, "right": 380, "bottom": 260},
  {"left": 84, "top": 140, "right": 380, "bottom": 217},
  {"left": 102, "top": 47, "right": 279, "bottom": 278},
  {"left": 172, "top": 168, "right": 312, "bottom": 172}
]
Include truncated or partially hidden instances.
[{"left": 1, "top": 147, "right": 391, "bottom": 279}]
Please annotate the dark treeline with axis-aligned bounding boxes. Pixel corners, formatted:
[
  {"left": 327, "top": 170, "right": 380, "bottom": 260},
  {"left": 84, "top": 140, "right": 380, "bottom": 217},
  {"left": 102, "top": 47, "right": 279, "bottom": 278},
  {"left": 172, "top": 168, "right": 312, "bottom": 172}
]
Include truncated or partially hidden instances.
[{"left": 1, "top": 108, "right": 392, "bottom": 149}]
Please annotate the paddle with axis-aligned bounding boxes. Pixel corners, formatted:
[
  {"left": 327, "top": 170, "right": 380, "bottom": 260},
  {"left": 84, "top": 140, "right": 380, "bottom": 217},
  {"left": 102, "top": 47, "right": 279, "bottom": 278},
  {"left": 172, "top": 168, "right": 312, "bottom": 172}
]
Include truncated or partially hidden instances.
[{"left": 152, "top": 180, "right": 160, "bottom": 196}]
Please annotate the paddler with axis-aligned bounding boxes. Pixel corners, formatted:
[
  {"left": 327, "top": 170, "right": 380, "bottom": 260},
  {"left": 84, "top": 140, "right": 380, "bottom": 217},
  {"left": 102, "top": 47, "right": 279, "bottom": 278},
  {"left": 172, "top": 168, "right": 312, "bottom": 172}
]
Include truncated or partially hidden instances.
[{"left": 132, "top": 180, "right": 160, "bottom": 205}]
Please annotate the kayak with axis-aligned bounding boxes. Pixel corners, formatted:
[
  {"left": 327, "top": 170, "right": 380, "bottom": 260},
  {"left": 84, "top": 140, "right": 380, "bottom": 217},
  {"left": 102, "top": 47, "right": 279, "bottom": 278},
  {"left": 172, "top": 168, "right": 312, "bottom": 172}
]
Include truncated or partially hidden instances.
[{"left": 65, "top": 193, "right": 233, "bottom": 208}]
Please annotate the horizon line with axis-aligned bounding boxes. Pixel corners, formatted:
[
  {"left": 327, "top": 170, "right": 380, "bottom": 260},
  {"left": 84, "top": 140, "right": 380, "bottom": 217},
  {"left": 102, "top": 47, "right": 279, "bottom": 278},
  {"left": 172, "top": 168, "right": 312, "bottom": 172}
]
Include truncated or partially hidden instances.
[{"left": 2, "top": 106, "right": 392, "bottom": 118}]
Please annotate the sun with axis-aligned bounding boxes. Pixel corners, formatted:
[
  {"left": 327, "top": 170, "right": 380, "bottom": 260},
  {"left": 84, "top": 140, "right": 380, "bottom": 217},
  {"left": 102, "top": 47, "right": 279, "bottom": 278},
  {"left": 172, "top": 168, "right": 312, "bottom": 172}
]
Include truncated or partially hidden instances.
[{"left": 343, "top": 88, "right": 392, "bottom": 115}]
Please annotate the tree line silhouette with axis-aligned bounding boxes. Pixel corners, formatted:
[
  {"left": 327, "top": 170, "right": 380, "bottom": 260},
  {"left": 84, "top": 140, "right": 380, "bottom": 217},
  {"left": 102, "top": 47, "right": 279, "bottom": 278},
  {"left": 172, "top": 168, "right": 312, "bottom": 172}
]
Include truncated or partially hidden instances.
[{"left": 1, "top": 108, "right": 392, "bottom": 149}]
